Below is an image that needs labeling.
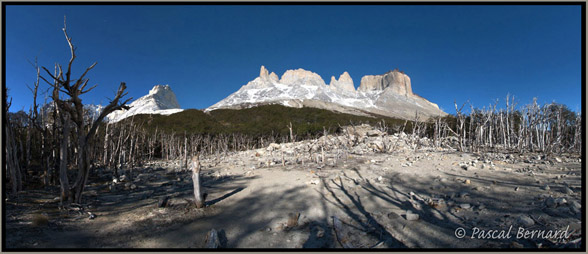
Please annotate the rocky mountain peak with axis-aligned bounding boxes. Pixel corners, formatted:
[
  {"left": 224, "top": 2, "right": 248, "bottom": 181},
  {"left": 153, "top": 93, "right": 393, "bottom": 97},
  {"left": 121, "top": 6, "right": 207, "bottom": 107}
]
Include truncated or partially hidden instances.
[
  {"left": 107, "top": 84, "right": 183, "bottom": 122},
  {"left": 207, "top": 66, "right": 445, "bottom": 120},
  {"left": 329, "top": 71, "right": 355, "bottom": 93},
  {"left": 149, "top": 84, "right": 172, "bottom": 95},
  {"left": 260, "top": 65, "right": 270, "bottom": 80},
  {"left": 358, "top": 69, "right": 413, "bottom": 97},
  {"left": 145, "top": 84, "right": 181, "bottom": 109},
  {"left": 280, "top": 68, "right": 326, "bottom": 87},
  {"left": 269, "top": 72, "right": 279, "bottom": 82}
]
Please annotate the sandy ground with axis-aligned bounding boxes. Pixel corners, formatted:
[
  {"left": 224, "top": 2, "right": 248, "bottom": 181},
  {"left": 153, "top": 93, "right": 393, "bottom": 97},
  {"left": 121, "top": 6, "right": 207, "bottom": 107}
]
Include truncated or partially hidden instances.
[{"left": 3, "top": 136, "right": 583, "bottom": 249}]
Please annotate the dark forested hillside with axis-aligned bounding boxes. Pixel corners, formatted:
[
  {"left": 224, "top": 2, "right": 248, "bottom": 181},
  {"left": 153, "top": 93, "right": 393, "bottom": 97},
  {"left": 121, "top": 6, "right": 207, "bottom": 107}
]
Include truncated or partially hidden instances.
[{"left": 124, "top": 105, "right": 409, "bottom": 138}]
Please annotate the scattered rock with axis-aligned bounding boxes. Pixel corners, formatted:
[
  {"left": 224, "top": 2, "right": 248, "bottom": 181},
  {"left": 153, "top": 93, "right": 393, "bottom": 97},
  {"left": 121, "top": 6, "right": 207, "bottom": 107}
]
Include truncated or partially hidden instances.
[
  {"left": 564, "top": 187, "right": 574, "bottom": 195},
  {"left": 518, "top": 215, "right": 535, "bottom": 226},
  {"left": 88, "top": 212, "right": 97, "bottom": 220},
  {"left": 205, "top": 229, "right": 221, "bottom": 248},
  {"left": 555, "top": 197, "right": 567, "bottom": 206},
  {"left": 554, "top": 157, "right": 562, "bottom": 163},
  {"left": 569, "top": 201, "right": 581, "bottom": 214},
  {"left": 266, "top": 143, "right": 281, "bottom": 151},
  {"left": 405, "top": 210, "right": 419, "bottom": 221},
  {"left": 460, "top": 203, "right": 471, "bottom": 209},
  {"left": 464, "top": 179, "right": 471, "bottom": 185},
  {"left": 514, "top": 186, "right": 520, "bottom": 191},
  {"left": 308, "top": 179, "right": 320, "bottom": 185},
  {"left": 387, "top": 211, "right": 400, "bottom": 219},
  {"left": 545, "top": 197, "right": 557, "bottom": 208},
  {"left": 542, "top": 185, "right": 550, "bottom": 191}
]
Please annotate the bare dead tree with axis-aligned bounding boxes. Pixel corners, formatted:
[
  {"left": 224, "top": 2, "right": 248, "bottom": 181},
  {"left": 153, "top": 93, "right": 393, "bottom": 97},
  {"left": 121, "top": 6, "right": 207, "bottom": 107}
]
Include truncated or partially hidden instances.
[
  {"left": 190, "top": 154, "right": 206, "bottom": 208},
  {"left": 40, "top": 17, "right": 131, "bottom": 204}
]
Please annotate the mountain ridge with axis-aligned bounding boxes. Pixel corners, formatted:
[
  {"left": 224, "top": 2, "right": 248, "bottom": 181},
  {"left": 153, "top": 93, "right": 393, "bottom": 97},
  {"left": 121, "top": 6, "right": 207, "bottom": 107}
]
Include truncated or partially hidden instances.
[{"left": 206, "top": 66, "right": 446, "bottom": 120}]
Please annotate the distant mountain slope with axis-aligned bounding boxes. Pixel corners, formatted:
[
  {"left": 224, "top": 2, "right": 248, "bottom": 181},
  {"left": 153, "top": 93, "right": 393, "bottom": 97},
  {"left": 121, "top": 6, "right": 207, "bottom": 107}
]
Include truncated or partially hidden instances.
[
  {"left": 107, "top": 85, "right": 183, "bottom": 122},
  {"left": 124, "top": 104, "right": 411, "bottom": 137},
  {"left": 206, "top": 66, "right": 446, "bottom": 120}
]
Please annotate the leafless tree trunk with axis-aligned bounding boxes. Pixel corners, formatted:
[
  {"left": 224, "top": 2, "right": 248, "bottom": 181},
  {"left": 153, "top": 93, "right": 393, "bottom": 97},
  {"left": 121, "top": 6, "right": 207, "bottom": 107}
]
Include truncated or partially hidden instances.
[
  {"left": 40, "top": 17, "right": 131, "bottom": 204},
  {"left": 58, "top": 112, "right": 71, "bottom": 205},
  {"left": 190, "top": 154, "right": 206, "bottom": 208}
]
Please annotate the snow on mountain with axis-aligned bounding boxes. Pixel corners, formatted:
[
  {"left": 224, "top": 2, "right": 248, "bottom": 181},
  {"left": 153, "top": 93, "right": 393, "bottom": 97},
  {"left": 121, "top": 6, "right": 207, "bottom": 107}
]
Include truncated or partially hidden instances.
[
  {"left": 206, "top": 66, "right": 446, "bottom": 120},
  {"left": 106, "top": 84, "right": 183, "bottom": 122},
  {"left": 207, "top": 66, "right": 375, "bottom": 111}
]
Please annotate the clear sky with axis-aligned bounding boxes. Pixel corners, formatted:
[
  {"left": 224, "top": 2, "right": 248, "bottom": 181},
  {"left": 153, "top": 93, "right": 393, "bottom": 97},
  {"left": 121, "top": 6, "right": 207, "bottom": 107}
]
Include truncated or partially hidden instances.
[{"left": 5, "top": 4, "right": 583, "bottom": 114}]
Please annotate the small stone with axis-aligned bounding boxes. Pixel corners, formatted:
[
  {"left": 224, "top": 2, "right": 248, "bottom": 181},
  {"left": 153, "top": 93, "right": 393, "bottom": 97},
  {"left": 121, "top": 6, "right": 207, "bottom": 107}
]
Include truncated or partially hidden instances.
[
  {"left": 554, "top": 157, "right": 562, "bottom": 163},
  {"left": 461, "top": 165, "right": 468, "bottom": 170},
  {"left": 464, "top": 179, "right": 471, "bottom": 185},
  {"left": 570, "top": 200, "right": 581, "bottom": 209},
  {"left": 569, "top": 201, "right": 581, "bottom": 214},
  {"left": 514, "top": 187, "right": 520, "bottom": 191},
  {"left": 518, "top": 215, "right": 535, "bottom": 226},
  {"left": 555, "top": 197, "right": 567, "bottom": 206},
  {"left": 130, "top": 184, "right": 137, "bottom": 190},
  {"left": 564, "top": 187, "right": 574, "bottom": 195},
  {"left": 545, "top": 197, "right": 557, "bottom": 208},
  {"left": 88, "top": 212, "right": 97, "bottom": 220},
  {"left": 387, "top": 211, "right": 400, "bottom": 219},
  {"left": 405, "top": 210, "right": 419, "bottom": 221},
  {"left": 460, "top": 203, "right": 471, "bottom": 209},
  {"left": 542, "top": 185, "right": 550, "bottom": 191}
]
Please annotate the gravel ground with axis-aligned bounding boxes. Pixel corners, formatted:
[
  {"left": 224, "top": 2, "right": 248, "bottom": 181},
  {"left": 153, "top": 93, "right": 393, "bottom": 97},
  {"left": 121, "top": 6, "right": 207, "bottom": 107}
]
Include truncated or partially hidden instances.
[{"left": 4, "top": 127, "right": 583, "bottom": 249}]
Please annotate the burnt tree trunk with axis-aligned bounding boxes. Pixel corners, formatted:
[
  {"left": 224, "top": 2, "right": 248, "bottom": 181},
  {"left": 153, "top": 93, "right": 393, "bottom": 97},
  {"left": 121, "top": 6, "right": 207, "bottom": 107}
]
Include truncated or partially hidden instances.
[
  {"left": 59, "top": 114, "right": 71, "bottom": 205},
  {"left": 190, "top": 155, "right": 206, "bottom": 208}
]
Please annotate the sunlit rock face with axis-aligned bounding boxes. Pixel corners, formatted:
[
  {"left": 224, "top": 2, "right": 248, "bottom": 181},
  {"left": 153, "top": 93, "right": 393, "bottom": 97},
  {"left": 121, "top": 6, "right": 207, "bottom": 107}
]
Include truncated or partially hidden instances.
[{"left": 358, "top": 70, "right": 413, "bottom": 97}]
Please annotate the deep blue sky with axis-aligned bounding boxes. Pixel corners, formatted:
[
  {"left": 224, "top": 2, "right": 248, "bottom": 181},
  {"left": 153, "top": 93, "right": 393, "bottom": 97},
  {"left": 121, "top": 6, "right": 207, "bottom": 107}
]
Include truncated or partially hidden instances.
[{"left": 5, "top": 4, "right": 582, "bottom": 114}]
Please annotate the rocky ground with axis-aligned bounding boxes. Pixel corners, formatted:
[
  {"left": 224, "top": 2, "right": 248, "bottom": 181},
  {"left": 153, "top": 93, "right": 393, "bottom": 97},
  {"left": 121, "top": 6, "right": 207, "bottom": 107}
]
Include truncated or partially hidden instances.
[{"left": 4, "top": 125, "right": 583, "bottom": 249}]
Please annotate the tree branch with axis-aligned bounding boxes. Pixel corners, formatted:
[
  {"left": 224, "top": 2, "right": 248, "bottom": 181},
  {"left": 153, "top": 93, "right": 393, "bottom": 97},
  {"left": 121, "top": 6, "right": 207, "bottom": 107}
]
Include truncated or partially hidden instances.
[
  {"left": 62, "top": 16, "right": 76, "bottom": 87},
  {"left": 85, "top": 82, "right": 131, "bottom": 143}
]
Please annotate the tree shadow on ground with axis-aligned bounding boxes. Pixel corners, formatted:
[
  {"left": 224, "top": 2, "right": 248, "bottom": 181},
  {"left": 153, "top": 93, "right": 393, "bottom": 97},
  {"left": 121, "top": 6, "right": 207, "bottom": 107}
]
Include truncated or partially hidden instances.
[{"left": 319, "top": 177, "right": 406, "bottom": 248}]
